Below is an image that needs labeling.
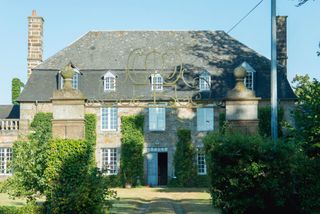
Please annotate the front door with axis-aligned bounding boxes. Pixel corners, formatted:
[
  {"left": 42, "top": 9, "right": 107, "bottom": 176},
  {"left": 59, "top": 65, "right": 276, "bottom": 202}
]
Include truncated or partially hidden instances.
[
  {"left": 147, "top": 152, "right": 158, "bottom": 186},
  {"left": 158, "top": 152, "right": 168, "bottom": 185}
]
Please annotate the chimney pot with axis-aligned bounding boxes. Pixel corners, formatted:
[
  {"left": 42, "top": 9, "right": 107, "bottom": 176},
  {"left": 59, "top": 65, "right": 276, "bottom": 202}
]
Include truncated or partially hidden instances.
[{"left": 32, "top": 10, "right": 37, "bottom": 16}]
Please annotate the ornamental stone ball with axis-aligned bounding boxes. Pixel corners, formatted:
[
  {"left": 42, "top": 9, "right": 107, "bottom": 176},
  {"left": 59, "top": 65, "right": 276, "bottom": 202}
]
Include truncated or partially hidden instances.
[
  {"left": 61, "top": 62, "right": 75, "bottom": 90},
  {"left": 234, "top": 65, "right": 247, "bottom": 79}
]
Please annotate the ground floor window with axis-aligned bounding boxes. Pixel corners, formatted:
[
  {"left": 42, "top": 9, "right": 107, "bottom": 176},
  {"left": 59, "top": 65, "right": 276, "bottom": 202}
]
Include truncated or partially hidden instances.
[
  {"left": 197, "top": 149, "right": 207, "bottom": 175},
  {"left": 101, "top": 148, "right": 118, "bottom": 175},
  {"left": 0, "top": 147, "right": 12, "bottom": 175}
]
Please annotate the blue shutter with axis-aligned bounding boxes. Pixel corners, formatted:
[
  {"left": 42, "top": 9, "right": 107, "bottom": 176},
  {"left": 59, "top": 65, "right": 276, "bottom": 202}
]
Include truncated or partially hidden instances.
[
  {"left": 157, "top": 108, "right": 165, "bottom": 131},
  {"left": 149, "top": 108, "right": 157, "bottom": 130},
  {"left": 197, "top": 108, "right": 205, "bottom": 131},
  {"left": 205, "top": 108, "right": 214, "bottom": 131}
]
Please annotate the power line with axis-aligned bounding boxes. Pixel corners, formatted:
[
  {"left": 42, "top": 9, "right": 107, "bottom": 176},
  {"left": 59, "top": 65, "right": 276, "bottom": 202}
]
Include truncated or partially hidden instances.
[{"left": 227, "top": 0, "right": 264, "bottom": 34}]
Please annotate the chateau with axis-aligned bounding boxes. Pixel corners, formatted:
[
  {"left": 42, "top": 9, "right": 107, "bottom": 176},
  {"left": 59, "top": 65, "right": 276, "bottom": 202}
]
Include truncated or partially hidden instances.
[{"left": 0, "top": 11, "right": 295, "bottom": 186}]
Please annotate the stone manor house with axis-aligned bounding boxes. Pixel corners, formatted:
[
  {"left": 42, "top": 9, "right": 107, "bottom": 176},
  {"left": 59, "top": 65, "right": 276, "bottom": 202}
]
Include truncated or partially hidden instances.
[{"left": 0, "top": 11, "right": 296, "bottom": 186}]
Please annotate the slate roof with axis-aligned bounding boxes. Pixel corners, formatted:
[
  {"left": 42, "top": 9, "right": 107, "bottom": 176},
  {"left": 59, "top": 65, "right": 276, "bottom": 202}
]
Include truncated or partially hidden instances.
[
  {"left": 19, "top": 30, "right": 296, "bottom": 102},
  {"left": 0, "top": 105, "right": 20, "bottom": 119}
]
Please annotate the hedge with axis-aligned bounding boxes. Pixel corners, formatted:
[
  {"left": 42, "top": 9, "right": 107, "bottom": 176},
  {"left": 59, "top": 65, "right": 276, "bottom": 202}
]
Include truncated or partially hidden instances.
[
  {"left": 120, "top": 115, "right": 144, "bottom": 187},
  {"left": 204, "top": 132, "right": 299, "bottom": 213}
]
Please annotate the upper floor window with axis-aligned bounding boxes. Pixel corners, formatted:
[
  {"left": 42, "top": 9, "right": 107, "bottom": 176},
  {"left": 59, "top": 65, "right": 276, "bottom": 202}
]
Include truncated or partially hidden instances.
[
  {"left": 0, "top": 147, "right": 12, "bottom": 175},
  {"left": 101, "top": 107, "right": 118, "bottom": 131},
  {"left": 61, "top": 73, "right": 79, "bottom": 89},
  {"left": 197, "top": 107, "right": 214, "bottom": 131},
  {"left": 197, "top": 148, "right": 207, "bottom": 175},
  {"left": 199, "top": 72, "right": 211, "bottom": 91},
  {"left": 151, "top": 74, "right": 163, "bottom": 91},
  {"left": 104, "top": 71, "right": 116, "bottom": 91},
  {"left": 101, "top": 148, "right": 118, "bottom": 175},
  {"left": 149, "top": 106, "right": 165, "bottom": 131},
  {"left": 241, "top": 62, "right": 256, "bottom": 90}
]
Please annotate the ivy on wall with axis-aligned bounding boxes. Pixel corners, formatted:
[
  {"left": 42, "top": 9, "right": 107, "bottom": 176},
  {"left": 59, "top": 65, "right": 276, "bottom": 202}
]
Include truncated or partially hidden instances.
[
  {"left": 120, "top": 115, "right": 144, "bottom": 187},
  {"left": 11, "top": 78, "right": 24, "bottom": 105},
  {"left": 85, "top": 114, "right": 97, "bottom": 146}
]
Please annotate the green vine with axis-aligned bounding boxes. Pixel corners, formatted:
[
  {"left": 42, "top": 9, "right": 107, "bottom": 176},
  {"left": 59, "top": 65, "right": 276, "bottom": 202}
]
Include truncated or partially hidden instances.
[
  {"left": 85, "top": 114, "right": 97, "bottom": 146},
  {"left": 11, "top": 78, "right": 24, "bottom": 105}
]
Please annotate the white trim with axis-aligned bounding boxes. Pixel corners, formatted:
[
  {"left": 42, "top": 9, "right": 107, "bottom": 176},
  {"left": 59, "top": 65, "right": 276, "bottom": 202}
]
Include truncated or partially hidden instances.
[
  {"left": 199, "top": 72, "right": 211, "bottom": 91},
  {"left": 197, "top": 151, "right": 207, "bottom": 175},
  {"left": 0, "top": 147, "right": 12, "bottom": 176},
  {"left": 103, "top": 71, "right": 116, "bottom": 92},
  {"left": 101, "top": 148, "right": 118, "bottom": 175},
  {"left": 151, "top": 73, "right": 163, "bottom": 91}
]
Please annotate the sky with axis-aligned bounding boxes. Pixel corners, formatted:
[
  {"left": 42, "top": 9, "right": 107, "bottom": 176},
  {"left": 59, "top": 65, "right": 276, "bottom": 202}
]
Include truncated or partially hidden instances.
[{"left": 0, "top": 0, "right": 319, "bottom": 104}]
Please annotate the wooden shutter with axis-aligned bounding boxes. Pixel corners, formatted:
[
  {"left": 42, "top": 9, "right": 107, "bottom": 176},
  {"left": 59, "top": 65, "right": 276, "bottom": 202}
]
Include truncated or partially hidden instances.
[
  {"left": 149, "top": 108, "right": 157, "bottom": 130},
  {"left": 157, "top": 108, "right": 165, "bottom": 131}
]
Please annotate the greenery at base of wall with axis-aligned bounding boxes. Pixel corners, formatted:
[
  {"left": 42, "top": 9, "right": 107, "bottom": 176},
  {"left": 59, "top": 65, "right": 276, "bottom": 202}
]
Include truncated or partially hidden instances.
[
  {"left": 173, "top": 129, "right": 197, "bottom": 187},
  {"left": 11, "top": 78, "right": 24, "bottom": 105},
  {"left": 44, "top": 139, "right": 116, "bottom": 214},
  {"left": 258, "top": 107, "right": 284, "bottom": 137},
  {"left": 120, "top": 115, "right": 144, "bottom": 187}
]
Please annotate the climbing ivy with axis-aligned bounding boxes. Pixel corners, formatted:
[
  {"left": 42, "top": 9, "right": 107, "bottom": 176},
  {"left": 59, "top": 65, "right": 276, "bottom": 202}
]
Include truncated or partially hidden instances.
[
  {"left": 11, "top": 78, "right": 24, "bottom": 105},
  {"left": 85, "top": 114, "right": 97, "bottom": 146}
]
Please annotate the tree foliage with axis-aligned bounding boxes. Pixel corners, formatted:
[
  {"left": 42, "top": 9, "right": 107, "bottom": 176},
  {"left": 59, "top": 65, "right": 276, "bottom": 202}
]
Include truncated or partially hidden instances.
[
  {"left": 120, "top": 115, "right": 144, "bottom": 186},
  {"left": 11, "top": 78, "right": 24, "bottom": 105},
  {"left": 292, "top": 75, "right": 320, "bottom": 157},
  {"left": 173, "top": 129, "right": 197, "bottom": 187}
]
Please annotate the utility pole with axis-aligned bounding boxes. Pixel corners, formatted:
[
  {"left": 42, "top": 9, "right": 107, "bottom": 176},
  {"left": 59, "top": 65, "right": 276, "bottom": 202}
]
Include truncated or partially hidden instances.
[{"left": 271, "top": 0, "right": 278, "bottom": 143}]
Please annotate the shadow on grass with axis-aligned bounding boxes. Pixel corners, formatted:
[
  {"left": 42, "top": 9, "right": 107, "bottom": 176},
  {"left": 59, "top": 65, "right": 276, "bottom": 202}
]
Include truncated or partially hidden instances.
[{"left": 156, "top": 187, "right": 209, "bottom": 193}]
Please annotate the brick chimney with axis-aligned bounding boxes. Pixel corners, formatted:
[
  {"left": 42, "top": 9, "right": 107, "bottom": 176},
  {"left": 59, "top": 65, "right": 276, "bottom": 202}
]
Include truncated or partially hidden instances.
[
  {"left": 276, "top": 16, "right": 288, "bottom": 76},
  {"left": 27, "top": 10, "right": 44, "bottom": 78}
]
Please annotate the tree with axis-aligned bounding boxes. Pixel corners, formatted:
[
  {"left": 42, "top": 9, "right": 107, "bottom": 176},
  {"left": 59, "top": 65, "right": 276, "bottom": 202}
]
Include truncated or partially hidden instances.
[
  {"left": 292, "top": 75, "right": 320, "bottom": 157},
  {"left": 11, "top": 78, "right": 24, "bottom": 105},
  {"left": 296, "top": 0, "right": 317, "bottom": 6}
]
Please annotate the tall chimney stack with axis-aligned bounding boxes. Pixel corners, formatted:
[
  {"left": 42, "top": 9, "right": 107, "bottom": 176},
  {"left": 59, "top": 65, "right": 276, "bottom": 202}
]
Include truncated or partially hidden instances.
[
  {"left": 27, "top": 10, "right": 44, "bottom": 78},
  {"left": 276, "top": 16, "right": 288, "bottom": 76}
]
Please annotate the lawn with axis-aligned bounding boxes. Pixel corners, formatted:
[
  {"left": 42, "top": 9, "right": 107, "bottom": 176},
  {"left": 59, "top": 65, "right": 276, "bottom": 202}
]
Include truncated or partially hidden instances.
[{"left": 0, "top": 187, "right": 220, "bottom": 214}]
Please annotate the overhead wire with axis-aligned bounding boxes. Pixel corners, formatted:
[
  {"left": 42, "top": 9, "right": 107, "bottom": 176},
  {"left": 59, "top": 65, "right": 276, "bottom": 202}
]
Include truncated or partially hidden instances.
[{"left": 227, "top": 0, "right": 264, "bottom": 34}]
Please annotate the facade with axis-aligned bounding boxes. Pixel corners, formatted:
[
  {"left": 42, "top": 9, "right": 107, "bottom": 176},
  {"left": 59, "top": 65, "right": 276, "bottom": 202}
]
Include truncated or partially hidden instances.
[{"left": 0, "top": 11, "right": 296, "bottom": 185}]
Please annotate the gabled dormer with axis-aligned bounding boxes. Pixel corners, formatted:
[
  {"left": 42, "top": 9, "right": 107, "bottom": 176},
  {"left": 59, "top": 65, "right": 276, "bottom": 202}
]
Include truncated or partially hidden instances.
[
  {"left": 199, "top": 70, "right": 211, "bottom": 91},
  {"left": 103, "top": 71, "right": 116, "bottom": 92},
  {"left": 241, "top": 62, "right": 256, "bottom": 90},
  {"left": 151, "top": 73, "right": 163, "bottom": 91}
]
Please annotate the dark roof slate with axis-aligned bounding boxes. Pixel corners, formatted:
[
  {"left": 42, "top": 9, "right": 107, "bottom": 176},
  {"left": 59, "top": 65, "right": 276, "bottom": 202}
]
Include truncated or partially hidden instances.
[
  {"left": 19, "top": 30, "right": 296, "bottom": 102},
  {"left": 0, "top": 105, "right": 20, "bottom": 119}
]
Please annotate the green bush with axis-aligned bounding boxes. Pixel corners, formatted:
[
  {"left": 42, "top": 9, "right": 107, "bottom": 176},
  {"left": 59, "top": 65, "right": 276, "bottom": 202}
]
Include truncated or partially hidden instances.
[
  {"left": 173, "top": 129, "right": 197, "bottom": 187},
  {"left": 120, "top": 115, "right": 144, "bottom": 187},
  {"left": 204, "top": 133, "right": 298, "bottom": 213},
  {"left": 258, "top": 107, "right": 284, "bottom": 137},
  {"left": 6, "top": 113, "right": 52, "bottom": 201},
  {"left": 44, "top": 139, "right": 116, "bottom": 214},
  {"left": 0, "top": 204, "right": 44, "bottom": 214}
]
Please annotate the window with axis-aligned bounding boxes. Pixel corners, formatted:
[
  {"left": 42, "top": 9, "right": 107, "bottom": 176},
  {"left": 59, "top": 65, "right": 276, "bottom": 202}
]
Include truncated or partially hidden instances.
[
  {"left": 0, "top": 147, "right": 12, "bottom": 175},
  {"left": 101, "top": 148, "right": 118, "bottom": 175},
  {"left": 197, "top": 107, "right": 214, "bottom": 131},
  {"left": 197, "top": 149, "right": 207, "bottom": 175},
  {"left": 199, "top": 72, "right": 211, "bottom": 91},
  {"left": 104, "top": 71, "right": 116, "bottom": 91},
  {"left": 151, "top": 74, "right": 163, "bottom": 91},
  {"left": 241, "top": 62, "right": 256, "bottom": 90},
  {"left": 149, "top": 107, "right": 165, "bottom": 131},
  {"left": 101, "top": 107, "right": 118, "bottom": 131},
  {"left": 60, "top": 73, "right": 79, "bottom": 89}
]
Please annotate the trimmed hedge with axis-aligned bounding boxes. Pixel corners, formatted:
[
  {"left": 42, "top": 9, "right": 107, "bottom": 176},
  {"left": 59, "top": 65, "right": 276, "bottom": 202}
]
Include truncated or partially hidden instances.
[
  {"left": 204, "top": 133, "right": 299, "bottom": 213},
  {"left": 120, "top": 115, "right": 144, "bottom": 187},
  {"left": 44, "top": 139, "right": 115, "bottom": 214},
  {"left": 173, "top": 129, "right": 197, "bottom": 187}
]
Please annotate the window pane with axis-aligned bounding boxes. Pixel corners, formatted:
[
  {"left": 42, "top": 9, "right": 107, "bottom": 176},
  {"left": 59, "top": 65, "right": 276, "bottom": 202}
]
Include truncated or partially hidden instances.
[
  {"left": 101, "top": 148, "right": 118, "bottom": 175},
  {"left": 197, "top": 150, "right": 207, "bottom": 175},
  {"left": 0, "top": 148, "right": 12, "bottom": 175},
  {"left": 101, "top": 108, "right": 109, "bottom": 130}
]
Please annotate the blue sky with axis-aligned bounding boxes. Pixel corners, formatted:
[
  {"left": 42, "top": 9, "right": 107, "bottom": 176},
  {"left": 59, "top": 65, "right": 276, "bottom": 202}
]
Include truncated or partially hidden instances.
[{"left": 0, "top": 0, "right": 319, "bottom": 104}]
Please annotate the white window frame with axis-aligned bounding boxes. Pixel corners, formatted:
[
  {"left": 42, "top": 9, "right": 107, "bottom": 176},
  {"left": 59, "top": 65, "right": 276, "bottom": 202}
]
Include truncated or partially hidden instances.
[
  {"left": 0, "top": 147, "right": 12, "bottom": 175},
  {"left": 149, "top": 106, "right": 166, "bottom": 131},
  {"left": 197, "top": 107, "right": 214, "bottom": 131},
  {"left": 103, "top": 71, "right": 116, "bottom": 92},
  {"left": 101, "top": 148, "right": 118, "bottom": 175},
  {"left": 101, "top": 107, "right": 118, "bottom": 131},
  {"left": 197, "top": 148, "right": 207, "bottom": 175},
  {"left": 199, "top": 72, "right": 211, "bottom": 91},
  {"left": 151, "top": 73, "right": 163, "bottom": 91},
  {"left": 60, "top": 72, "right": 79, "bottom": 89},
  {"left": 241, "top": 62, "right": 256, "bottom": 90}
]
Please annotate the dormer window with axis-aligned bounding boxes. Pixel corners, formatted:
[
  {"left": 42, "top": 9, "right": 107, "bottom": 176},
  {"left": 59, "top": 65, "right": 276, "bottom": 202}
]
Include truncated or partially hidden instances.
[
  {"left": 104, "top": 71, "right": 116, "bottom": 91},
  {"left": 199, "top": 72, "right": 211, "bottom": 91},
  {"left": 241, "top": 62, "right": 256, "bottom": 90},
  {"left": 60, "top": 72, "right": 79, "bottom": 89},
  {"left": 151, "top": 73, "right": 163, "bottom": 91}
]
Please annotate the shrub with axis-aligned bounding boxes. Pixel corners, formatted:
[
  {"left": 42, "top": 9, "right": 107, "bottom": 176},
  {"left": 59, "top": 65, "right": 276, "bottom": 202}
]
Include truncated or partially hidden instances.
[
  {"left": 173, "top": 129, "right": 197, "bottom": 187},
  {"left": 7, "top": 113, "right": 52, "bottom": 201},
  {"left": 11, "top": 78, "right": 24, "bottom": 105},
  {"left": 120, "top": 115, "right": 144, "bottom": 186},
  {"left": 204, "top": 132, "right": 298, "bottom": 213},
  {"left": 44, "top": 139, "right": 116, "bottom": 214},
  {"left": 0, "top": 203, "right": 44, "bottom": 214},
  {"left": 258, "top": 107, "right": 284, "bottom": 137}
]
